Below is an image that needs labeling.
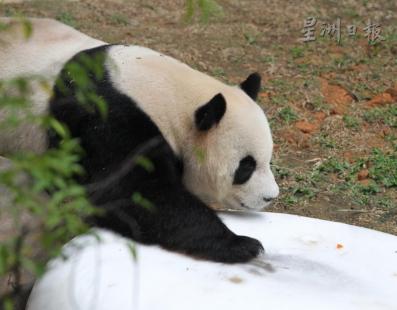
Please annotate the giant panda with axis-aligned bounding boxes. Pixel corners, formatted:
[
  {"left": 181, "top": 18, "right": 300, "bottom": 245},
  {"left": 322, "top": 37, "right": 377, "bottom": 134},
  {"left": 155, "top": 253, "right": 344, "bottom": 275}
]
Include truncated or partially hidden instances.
[{"left": 0, "top": 18, "right": 279, "bottom": 263}]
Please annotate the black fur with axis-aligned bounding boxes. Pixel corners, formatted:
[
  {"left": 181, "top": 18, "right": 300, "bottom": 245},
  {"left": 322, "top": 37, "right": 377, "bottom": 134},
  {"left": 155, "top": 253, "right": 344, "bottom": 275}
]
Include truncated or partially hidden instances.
[
  {"left": 194, "top": 93, "right": 226, "bottom": 131},
  {"left": 240, "top": 72, "right": 261, "bottom": 101},
  {"left": 233, "top": 155, "right": 257, "bottom": 185},
  {"left": 48, "top": 45, "right": 263, "bottom": 263}
]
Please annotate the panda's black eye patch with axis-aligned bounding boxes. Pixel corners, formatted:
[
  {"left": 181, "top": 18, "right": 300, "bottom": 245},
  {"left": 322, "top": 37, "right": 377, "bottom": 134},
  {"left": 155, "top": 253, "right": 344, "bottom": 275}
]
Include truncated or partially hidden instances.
[{"left": 233, "top": 155, "right": 256, "bottom": 185}]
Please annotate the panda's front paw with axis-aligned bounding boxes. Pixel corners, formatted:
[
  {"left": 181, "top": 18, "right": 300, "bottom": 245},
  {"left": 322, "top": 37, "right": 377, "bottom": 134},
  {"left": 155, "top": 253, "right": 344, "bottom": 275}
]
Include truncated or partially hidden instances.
[{"left": 220, "top": 235, "right": 264, "bottom": 263}]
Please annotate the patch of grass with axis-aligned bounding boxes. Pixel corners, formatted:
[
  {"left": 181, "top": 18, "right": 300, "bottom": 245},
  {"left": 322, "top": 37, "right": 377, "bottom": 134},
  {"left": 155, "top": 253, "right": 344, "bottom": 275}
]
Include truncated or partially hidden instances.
[
  {"left": 368, "top": 148, "right": 397, "bottom": 188},
  {"left": 212, "top": 67, "right": 225, "bottom": 77},
  {"left": 346, "top": 180, "right": 394, "bottom": 208},
  {"left": 343, "top": 8, "right": 360, "bottom": 18},
  {"left": 343, "top": 115, "right": 361, "bottom": 129},
  {"left": 56, "top": 12, "right": 77, "bottom": 27},
  {"left": 244, "top": 32, "right": 257, "bottom": 45},
  {"left": 311, "top": 96, "right": 329, "bottom": 111},
  {"left": 309, "top": 150, "right": 397, "bottom": 208},
  {"left": 279, "top": 171, "right": 319, "bottom": 205},
  {"left": 384, "top": 134, "right": 396, "bottom": 144},
  {"left": 317, "top": 157, "right": 349, "bottom": 175},
  {"left": 317, "top": 133, "right": 337, "bottom": 149},
  {"left": 270, "top": 95, "right": 288, "bottom": 105},
  {"left": 111, "top": 14, "right": 130, "bottom": 26},
  {"left": 281, "top": 194, "right": 298, "bottom": 206},
  {"left": 292, "top": 186, "right": 316, "bottom": 199},
  {"left": 289, "top": 46, "right": 304, "bottom": 59},
  {"left": 260, "top": 55, "right": 275, "bottom": 64},
  {"left": 273, "top": 164, "right": 291, "bottom": 179},
  {"left": 185, "top": 0, "right": 224, "bottom": 23},
  {"left": 268, "top": 78, "right": 297, "bottom": 95},
  {"left": 377, "top": 197, "right": 396, "bottom": 209},
  {"left": 363, "top": 106, "right": 397, "bottom": 127},
  {"left": 297, "top": 63, "right": 309, "bottom": 73},
  {"left": 278, "top": 106, "right": 298, "bottom": 123},
  {"left": 332, "top": 54, "right": 354, "bottom": 69}
]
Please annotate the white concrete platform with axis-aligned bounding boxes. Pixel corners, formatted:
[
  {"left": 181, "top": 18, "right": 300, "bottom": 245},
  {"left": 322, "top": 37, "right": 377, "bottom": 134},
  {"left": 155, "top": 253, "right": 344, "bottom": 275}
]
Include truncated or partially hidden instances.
[{"left": 27, "top": 212, "right": 397, "bottom": 310}]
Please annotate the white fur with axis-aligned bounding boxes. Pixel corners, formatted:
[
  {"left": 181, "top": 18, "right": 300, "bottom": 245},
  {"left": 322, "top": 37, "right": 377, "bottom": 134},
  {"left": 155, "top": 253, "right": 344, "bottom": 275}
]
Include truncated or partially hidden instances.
[{"left": 0, "top": 18, "right": 279, "bottom": 210}]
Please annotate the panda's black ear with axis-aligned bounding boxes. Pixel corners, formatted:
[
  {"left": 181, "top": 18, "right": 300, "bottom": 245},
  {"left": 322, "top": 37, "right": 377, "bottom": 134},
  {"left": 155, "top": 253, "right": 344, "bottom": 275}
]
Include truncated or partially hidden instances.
[
  {"left": 240, "top": 72, "right": 261, "bottom": 101},
  {"left": 195, "top": 93, "right": 226, "bottom": 131}
]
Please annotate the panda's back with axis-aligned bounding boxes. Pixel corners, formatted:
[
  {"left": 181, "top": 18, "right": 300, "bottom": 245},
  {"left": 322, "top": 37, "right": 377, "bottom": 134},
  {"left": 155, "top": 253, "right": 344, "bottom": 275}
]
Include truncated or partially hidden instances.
[{"left": 0, "top": 18, "right": 104, "bottom": 156}]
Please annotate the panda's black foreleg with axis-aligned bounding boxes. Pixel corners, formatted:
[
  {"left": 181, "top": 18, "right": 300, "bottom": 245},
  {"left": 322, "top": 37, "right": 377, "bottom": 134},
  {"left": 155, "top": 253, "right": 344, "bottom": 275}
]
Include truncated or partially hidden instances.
[{"left": 93, "top": 181, "right": 264, "bottom": 264}]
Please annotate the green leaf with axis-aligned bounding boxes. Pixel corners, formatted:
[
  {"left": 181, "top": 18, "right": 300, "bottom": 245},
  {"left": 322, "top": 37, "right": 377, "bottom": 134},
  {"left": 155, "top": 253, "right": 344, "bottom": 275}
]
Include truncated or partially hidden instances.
[
  {"left": 21, "top": 19, "right": 33, "bottom": 39},
  {"left": 89, "top": 93, "right": 108, "bottom": 119},
  {"left": 0, "top": 244, "right": 9, "bottom": 275},
  {"left": 49, "top": 118, "right": 69, "bottom": 138},
  {"left": 134, "top": 155, "right": 154, "bottom": 172},
  {"left": 4, "top": 298, "right": 13, "bottom": 310},
  {"left": 132, "top": 192, "right": 154, "bottom": 210},
  {"left": 127, "top": 241, "right": 138, "bottom": 261},
  {"left": 194, "top": 147, "right": 206, "bottom": 163}
]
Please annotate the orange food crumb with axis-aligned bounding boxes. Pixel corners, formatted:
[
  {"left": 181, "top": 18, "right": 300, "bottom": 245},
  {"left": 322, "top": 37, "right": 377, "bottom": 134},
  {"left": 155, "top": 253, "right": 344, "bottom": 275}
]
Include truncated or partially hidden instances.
[{"left": 336, "top": 243, "right": 344, "bottom": 249}]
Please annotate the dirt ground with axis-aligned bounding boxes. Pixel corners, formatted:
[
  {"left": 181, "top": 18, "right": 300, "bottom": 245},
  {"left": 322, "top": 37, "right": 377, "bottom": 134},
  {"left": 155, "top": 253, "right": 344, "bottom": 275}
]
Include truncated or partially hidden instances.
[{"left": 1, "top": 0, "right": 396, "bottom": 235}]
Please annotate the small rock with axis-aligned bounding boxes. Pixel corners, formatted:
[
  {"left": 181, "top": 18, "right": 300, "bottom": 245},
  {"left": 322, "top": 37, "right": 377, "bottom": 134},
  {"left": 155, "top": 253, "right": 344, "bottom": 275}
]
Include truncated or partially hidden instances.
[
  {"left": 343, "top": 151, "right": 355, "bottom": 163},
  {"left": 367, "top": 92, "right": 394, "bottom": 107},
  {"left": 385, "top": 85, "right": 397, "bottom": 100},
  {"left": 357, "top": 169, "right": 369, "bottom": 181},
  {"left": 314, "top": 111, "right": 327, "bottom": 123},
  {"left": 279, "top": 129, "right": 311, "bottom": 149},
  {"left": 381, "top": 127, "right": 391, "bottom": 137},
  {"left": 320, "top": 78, "right": 355, "bottom": 115},
  {"left": 229, "top": 276, "right": 243, "bottom": 284},
  {"left": 259, "top": 91, "right": 271, "bottom": 100},
  {"left": 358, "top": 179, "right": 370, "bottom": 186},
  {"left": 295, "top": 121, "right": 318, "bottom": 134},
  {"left": 330, "top": 105, "right": 347, "bottom": 115}
]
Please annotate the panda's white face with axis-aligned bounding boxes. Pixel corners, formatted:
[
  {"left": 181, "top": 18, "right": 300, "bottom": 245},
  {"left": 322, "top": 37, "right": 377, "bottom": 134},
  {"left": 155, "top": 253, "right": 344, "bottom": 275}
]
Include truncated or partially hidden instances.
[{"left": 183, "top": 74, "right": 279, "bottom": 211}]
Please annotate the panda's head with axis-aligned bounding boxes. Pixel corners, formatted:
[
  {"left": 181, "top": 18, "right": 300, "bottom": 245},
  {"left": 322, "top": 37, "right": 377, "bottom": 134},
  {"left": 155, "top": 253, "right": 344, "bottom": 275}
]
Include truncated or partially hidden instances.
[{"left": 183, "top": 73, "right": 279, "bottom": 211}]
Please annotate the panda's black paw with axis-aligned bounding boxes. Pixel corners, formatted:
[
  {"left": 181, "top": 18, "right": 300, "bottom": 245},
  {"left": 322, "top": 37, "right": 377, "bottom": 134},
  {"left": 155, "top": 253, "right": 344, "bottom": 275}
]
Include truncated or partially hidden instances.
[{"left": 216, "top": 235, "right": 264, "bottom": 263}]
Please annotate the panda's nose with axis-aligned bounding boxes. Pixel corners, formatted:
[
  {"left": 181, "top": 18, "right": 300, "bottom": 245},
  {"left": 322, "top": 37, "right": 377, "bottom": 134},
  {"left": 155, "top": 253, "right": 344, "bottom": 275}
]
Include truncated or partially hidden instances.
[{"left": 263, "top": 196, "right": 274, "bottom": 202}]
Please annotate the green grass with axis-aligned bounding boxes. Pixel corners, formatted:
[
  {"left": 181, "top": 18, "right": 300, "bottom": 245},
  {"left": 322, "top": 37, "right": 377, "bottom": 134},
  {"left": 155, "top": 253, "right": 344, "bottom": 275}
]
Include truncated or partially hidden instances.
[
  {"left": 343, "top": 115, "right": 361, "bottom": 129},
  {"left": 212, "top": 67, "right": 225, "bottom": 77},
  {"left": 278, "top": 106, "right": 298, "bottom": 123},
  {"left": 277, "top": 149, "right": 397, "bottom": 209},
  {"left": 244, "top": 32, "right": 257, "bottom": 45},
  {"left": 317, "top": 157, "right": 350, "bottom": 175},
  {"left": 369, "top": 148, "right": 397, "bottom": 188},
  {"left": 260, "top": 55, "right": 275, "bottom": 64},
  {"left": 289, "top": 46, "right": 305, "bottom": 59},
  {"left": 310, "top": 151, "right": 397, "bottom": 207},
  {"left": 56, "top": 12, "right": 77, "bottom": 27},
  {"left": 363, "top": 106, "right": 397, "bottom": 127},
  {"left": 317, "top": 133, "right": 337, "bottom": 149},
  {"left": 110, "top": 14, "right": 130, "bottom": 26}
]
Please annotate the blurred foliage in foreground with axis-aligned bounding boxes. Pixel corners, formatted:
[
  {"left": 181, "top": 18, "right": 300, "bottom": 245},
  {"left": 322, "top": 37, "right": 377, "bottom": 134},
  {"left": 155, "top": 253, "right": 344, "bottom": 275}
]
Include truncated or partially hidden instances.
[{"left": 0, "top": 19, "right": 96, "bottom": 310}]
